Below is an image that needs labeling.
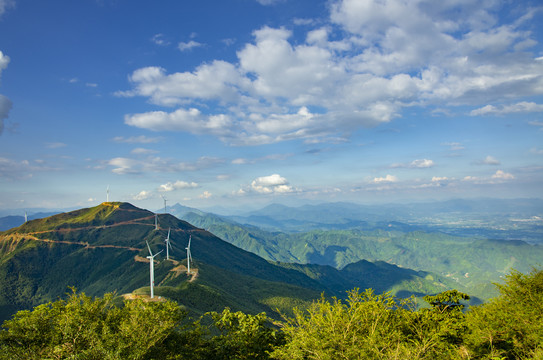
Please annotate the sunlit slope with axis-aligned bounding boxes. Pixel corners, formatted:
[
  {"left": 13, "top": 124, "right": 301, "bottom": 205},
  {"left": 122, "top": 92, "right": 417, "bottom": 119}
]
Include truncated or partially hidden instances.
[{"left": 0, "top": 202, "right": 324, "bottom": 322}]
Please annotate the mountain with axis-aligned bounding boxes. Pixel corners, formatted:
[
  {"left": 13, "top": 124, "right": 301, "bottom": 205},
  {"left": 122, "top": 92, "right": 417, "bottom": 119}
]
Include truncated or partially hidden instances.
[
  {"left": 0, "top": 212, "right": 60, "bottom": 231},
  {"left": 223, "top": 199, "right": 543, "bottom": 243},
  {"left": 176, "top": 205, "right": 543, "bottom": 301},
  {"left": 0, "top": 202, "right": 457, "bottom": 324}
]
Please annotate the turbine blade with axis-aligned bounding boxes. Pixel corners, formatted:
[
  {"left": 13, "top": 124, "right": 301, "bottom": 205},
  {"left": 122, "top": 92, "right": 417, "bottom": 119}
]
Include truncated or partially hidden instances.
[{"left": 146, "top": 240, "right": 153, "bottom": 256}]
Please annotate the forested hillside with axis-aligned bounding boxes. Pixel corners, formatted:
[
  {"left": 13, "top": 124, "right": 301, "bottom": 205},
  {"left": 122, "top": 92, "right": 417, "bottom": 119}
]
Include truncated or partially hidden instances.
[
  {"left": 180, "top": 209, "right": 543, "bottom": 300},
  {"left": 1, "top": 268, "right": 541, "bottom": 359},
  {"left": 0, "top": 202, "right": 459, "bottom": 324}
]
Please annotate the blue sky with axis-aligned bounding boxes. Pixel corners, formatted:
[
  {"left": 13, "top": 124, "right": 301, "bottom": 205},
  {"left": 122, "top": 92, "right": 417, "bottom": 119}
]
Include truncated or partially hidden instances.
[{"left": 0, "top": 0, "right": 542, "bottom": 212}]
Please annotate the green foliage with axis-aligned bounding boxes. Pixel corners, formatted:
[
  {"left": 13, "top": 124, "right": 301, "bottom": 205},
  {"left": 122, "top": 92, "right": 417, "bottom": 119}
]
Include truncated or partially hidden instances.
[
  {"left": 272, "top": 289, "right": 415, "bottom": 359},
  {"left": 202, "top": 308, "right": 285, "bottom": 360},
  {"left": 465, "top": 268, "right": 543, "bottom": 359},
  {"left": 0, "top": 269, "right": 541, "bottom": 359},
  {"left": 0, "top": 289, "right": 184, "bottom": 359}
]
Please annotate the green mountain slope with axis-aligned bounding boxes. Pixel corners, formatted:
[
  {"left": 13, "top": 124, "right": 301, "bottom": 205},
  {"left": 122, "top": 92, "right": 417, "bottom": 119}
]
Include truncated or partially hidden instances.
[
  {"left": 178, "top": 208, "right": 543, "bottom": 300},
  {"left": 0, "top": 203, "right": 323, "bottom": 322},
  {"left": 0, "top": 202, "right": 461, "bottom": 324}
]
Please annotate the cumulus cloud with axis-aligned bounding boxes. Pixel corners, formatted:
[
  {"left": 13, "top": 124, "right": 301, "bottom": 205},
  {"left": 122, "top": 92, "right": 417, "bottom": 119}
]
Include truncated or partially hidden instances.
[
  {"left": 492, "top": 170, "right": 514, "bottom": 180},
  {"left": 158, "top": 180, "right": 198, "bottom": 192},
  {"left": 133, "top": 190, "right": 153, "bottom": 200},
  {"left": 251, "top": 174, "right": 293, "bottom": 193},
  {"left": 117, "top": 0, "right": 543, "bottom": 146},
  {"left": 373, "top": 174, "right": 398, "bottom": 183}
]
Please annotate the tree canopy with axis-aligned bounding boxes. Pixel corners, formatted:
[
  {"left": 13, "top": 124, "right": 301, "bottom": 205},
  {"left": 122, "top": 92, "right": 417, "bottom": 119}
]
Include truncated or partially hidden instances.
[{"left": 1, "top": 269, "right": 541, "bottom": 359}]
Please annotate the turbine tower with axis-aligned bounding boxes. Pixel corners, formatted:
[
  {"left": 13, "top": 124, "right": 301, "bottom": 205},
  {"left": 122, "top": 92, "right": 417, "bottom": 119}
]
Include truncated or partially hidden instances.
[
  {"left": 106, "top": 185, "right": 110, "bottom": 203},
  {"left": 186, "top": 235, "right": 192, "bottom": 275},
  {"left": 146, "top": 240, "right": 163, "bottom": 298},
  {"left": 161, "top": 195, "right": 168, "bottom": 213},
  {"left": 164, "top": 228, "right": 172, "bottom": 260},
  {"left": 155, "top": 214, "right": 158, "bottom": 231},
  {"left": 24, "top": 211, "right": 27, "bottom": 223}
]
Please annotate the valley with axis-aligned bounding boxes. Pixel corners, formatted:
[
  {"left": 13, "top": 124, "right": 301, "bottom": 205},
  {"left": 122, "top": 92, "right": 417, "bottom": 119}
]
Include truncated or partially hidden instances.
[{"left": 1, "top": 199, "right": 542, "bottom": 325}]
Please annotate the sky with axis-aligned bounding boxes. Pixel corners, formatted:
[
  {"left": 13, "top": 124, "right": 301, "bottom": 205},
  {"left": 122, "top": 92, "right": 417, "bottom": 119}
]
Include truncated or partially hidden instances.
[{"left": 0, "top": 0, "right": 542, "bottom": 213}]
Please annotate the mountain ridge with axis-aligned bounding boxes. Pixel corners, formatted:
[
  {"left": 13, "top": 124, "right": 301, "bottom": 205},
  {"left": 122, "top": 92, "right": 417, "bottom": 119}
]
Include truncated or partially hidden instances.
[{"left": 0, "top": 202, "right": 462, "bottom": 323}]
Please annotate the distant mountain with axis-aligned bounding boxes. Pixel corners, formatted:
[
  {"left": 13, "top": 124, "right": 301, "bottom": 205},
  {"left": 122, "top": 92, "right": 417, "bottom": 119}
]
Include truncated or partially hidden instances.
[
  {"left": 223, "top": 199, "right": 543, "bottom": 243},
  {"left": 0, "top": 212, "right": 60, "bottom": 231},
  {"left": 178, "top": 206, "right": 543, "bottom": 301},
  {"left": 0, "top": 202, "right": 454, "bottom": 324}
]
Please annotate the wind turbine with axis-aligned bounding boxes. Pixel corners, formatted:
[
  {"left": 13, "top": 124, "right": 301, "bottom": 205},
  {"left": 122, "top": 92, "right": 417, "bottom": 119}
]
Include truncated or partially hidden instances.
[
  {"left": 155, "top": 214, "right": 158, "bottom": 231},
  {"left": 106, "top": 185, "right": 110, "bottom": 203},
  {"left": 164, "top": 228, "right": 172, "bottom": 260},
  {"left": 146, "top": 240, "right": 163, "bottom": 299},
  {"left": 186, "top": 235, "right": 192, "bottom": 275},
  {"left": 24, "top": 211, "right": 27, "bottom": 223},
  {"left": 161, "top": 195, "right": 168, "bottom": 213}
]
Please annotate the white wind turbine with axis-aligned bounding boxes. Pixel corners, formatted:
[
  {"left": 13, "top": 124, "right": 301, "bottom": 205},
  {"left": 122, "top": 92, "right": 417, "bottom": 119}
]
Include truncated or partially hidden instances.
[
  {"left": 155, "top": 214, "right": 158, "bottom": 231},
  {"left": 106, "top": 185, "right": 110, "bottom": 202},
  {"left": 164, "top": 228, "right": 172, "bottom": 260},
  {"left": 146, "top": 240, "right": 163, "bottom": 298},
  {"left": 160, "top": 195, "right": 168, "bottom": 213},
  {"left": 186, "top": 235, "right": 192, "bottom": 275}
]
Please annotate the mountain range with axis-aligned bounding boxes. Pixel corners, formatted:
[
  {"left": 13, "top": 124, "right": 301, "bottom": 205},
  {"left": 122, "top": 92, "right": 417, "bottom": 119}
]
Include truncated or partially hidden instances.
[{"left": 0, "top": 202, "right": 464, "bottom": 324}]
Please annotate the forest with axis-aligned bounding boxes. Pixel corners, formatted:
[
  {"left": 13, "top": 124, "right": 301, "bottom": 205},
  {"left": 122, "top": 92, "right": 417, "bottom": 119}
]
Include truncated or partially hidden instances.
[{"left": 1, "top": 268, "right": 541, "bottom": 360}]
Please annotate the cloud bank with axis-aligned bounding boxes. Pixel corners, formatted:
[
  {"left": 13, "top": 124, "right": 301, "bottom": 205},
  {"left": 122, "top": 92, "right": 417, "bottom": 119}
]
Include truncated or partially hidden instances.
[{"left": 117, "top": 0, "right": 543, "bottom": 146}]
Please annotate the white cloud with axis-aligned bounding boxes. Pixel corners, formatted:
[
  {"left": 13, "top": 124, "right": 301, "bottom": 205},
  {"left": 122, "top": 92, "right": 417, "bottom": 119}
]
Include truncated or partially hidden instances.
[
  {"left": 392, "top": 158, "right": 435, "bottom": 168},
  {"left": 432, "top": 176, "right": 448, "bottom": 182},
  {"left": 471, "top": 102, "right": 543, "bottom": 116},
  {"left": 251, "top": 174, "right": 293, "bottom": 193},
  {"left": 178, "top": 40, "right": 203, "bottom": 52},
  {"left": 108, "top": 157, "right": 140, "bottom": 175},
  {"left": 199, "top": 190, "right": 212, "bottom": 199},
  {"left": 480, "top": 155, "right": 500, "bottom": 165},
  {"left": 0, "top": 0, "right": 15, "bottom": 18},
  {"left": 151, "top": 33, "right": 170, "bottom": 46},
  {"left": 133, "top": 190, "right": 153, "bottom": 200},
  {"left": 492, "top": 170, "right": 514, "bottom": 180},
  {"left": 117, "top": 1, "right": 543, "bottom": 146},
  {"left": 125, "top": 108, "right": 234, "bottom": 136},
  {"left": 158, "top": 180, "right": 198, "bottom": 192},
  {"left": 232, "top": 158, "right": 249, "bottom": 165},
  {"left": 373, "top": 174, "right": 398, "bottom": 183}
]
